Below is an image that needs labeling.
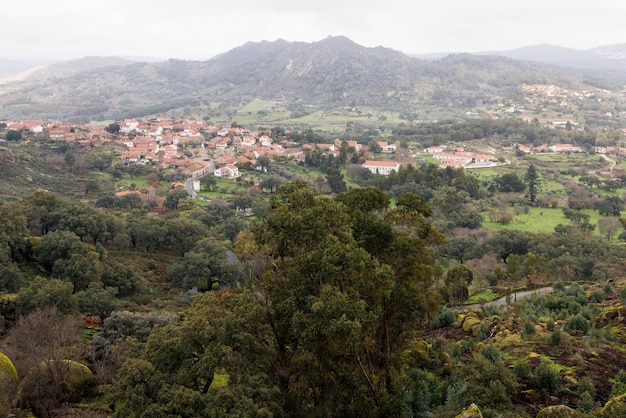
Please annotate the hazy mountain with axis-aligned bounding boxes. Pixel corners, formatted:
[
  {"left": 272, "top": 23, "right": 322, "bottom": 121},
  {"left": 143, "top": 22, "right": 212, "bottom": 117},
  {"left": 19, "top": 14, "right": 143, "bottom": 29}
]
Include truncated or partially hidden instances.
[
  {"left": 0, "top": 58, "right": 54, "bottom": 75},
  {"left": 0, "top": 37, "right": 608, "bottom": 122}
]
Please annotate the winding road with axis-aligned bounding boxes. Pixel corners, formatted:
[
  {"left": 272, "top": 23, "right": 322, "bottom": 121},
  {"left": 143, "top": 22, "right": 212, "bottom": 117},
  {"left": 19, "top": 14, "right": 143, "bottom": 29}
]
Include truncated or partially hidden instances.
[{"left": 459, "top": 286, "right": 555, "bottom": 311}]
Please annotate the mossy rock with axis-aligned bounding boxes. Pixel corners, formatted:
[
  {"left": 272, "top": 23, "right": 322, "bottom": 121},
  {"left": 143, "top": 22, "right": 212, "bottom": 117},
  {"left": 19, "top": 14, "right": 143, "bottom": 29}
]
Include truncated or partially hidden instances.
[
  {"left": 0, "top": 351, "right": 18, "bottom": 387},
  {"left": 597, "top": 305, "right": 623, "bottom": 326},
  {"left": 536, "top": 404, "right": 579, "bottom": 417},
  {"left": 536, "top": 405, "right": 575, "bottom": 417},
  {"left": 562, "top": 374, "right": 579, "bottom": 389},
  {"left": 462, "top": 316, "right": 482, "bottom": 334},
  {"left": 53, "top": 360, "right": 93, "bottom": 391},
  {"left": 500, "top": 333, "right": 522, "bottom": 347},
  {"left": 23, "top": 359, "right": 92, "bottom": 392},
  {"left": 456, "top": 403, "right": 483, "bottom": 418},
  {"left": 601, "top": 392, "right": 626, "bottom": 416}
]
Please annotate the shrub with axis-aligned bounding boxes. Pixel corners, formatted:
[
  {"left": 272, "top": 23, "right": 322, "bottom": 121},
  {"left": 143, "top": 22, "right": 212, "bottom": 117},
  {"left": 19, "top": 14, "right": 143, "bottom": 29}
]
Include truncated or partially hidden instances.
[
  {"left": 532, "top": 364, "right": 563, "bottom": 396},
  {"left": 430, "top": 306, "right": 458, "bottom": 329},
  {"left": 577, "top": 376, "right": 596, "bottom": 397},
  {"left": 550, "top": 330, "right": 563, "bottom": 346},
  {"left": 515, "top": 361, "right": 531, "bottom": 379},
  {"left": 475, "top": 322, "right": 490, "bottom": 340},
  {"left": 523, "top": 320, "right": 536, "bottom": 336},
  {"left": 567, "top": 314, "right": 591, "bottom": 335},
  {"left": 611, "top": 370, "right": 626, "bottom": 398},
  {"left": 590, "top": 289, "right": 604, "bottom": 303},
  {"left": 479, "top": 345, "right": 503, "bottom": 364},
  {"left": 604, "top": 283, "right": 614, "bottom": 294},
  {"left": 577, "top": 391, "right": 595, "bottom": 413}
]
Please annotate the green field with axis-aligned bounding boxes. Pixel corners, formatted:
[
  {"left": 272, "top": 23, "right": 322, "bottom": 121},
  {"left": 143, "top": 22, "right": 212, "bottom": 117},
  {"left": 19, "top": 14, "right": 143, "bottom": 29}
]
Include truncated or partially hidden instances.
[{"left": 481, "top": 207, "right": 607, "bottom": 236}]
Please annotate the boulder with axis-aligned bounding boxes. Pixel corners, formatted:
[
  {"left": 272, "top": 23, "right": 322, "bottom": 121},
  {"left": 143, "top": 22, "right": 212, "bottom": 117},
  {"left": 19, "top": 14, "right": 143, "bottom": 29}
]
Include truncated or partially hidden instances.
[
  {"left": 0, "top": 351, "right": 18, "bottom": 386},
  {"left": 601, "top": 392, "right": 626, "bottom": 416},
  {"left": 536, "top": 404, "right": 579, "bottom": 417},
  {"left": 456, "top": 403, "right": 483, "bottom": 418}
]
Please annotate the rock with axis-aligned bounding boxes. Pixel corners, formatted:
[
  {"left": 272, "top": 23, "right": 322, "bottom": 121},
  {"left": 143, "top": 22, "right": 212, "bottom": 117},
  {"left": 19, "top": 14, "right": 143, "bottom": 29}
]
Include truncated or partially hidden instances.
[
  {"left": 601, "top": 392, "right": 626, "bottom": 416},
  {"left": 462, "top": 316, "right": 482, "bottom": 334},
  {"left": 456, "top": 403, "right": 483, "bottom": 418},
  {"left": 536, "top": 404, "right": 579, "bottom": 417},
  {"left": 562, "top": 374, "right": 579, "bottom": 389},
  {"left": 0, "top": 351, "right": 18, "bottom": 386}
]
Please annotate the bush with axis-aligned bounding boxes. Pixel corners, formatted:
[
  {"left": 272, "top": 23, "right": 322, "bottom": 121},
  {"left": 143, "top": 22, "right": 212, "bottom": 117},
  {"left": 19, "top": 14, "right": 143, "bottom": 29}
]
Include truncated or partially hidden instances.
[
  {"left": 515, "top": 361, "right": 531, "bottom": 379},
  {"left": 604, "top": 283, "right": 614, "bottom": 294},
  {"left": 550, "top": 330, "right": 563, "bottom": 346},
  {"left": 532, "top": 364, "right": 563, "bottom": 396},
  {"left": 523, "top": 320, "right": 536, "bottom": 336},
  {"left": 479, "top": 345, "right": 503, "bottom": 364},
  {"left": 590, "top": 289, "right": 604, "bottom": 303},
  {"left": 611, "top": 370, "right": 626, "bottom": 398},
  {"left": 567, "top": 314, "right": 591, "bottom": 335},
  {"left": 475, "top": 322, "right": 490, "bottom": 340},
  {"left": 577, "top": 391, "right": 595, "bottom": 413},
  {"left": 430, "top": 306, "right": 458, "bottom": 329}
]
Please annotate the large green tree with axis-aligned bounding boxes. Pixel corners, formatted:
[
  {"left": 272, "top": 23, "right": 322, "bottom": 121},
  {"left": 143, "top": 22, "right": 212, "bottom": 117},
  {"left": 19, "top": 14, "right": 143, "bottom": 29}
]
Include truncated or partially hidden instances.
[
  {"left": 524, "top": 164, "right": 539, "bottom": 203},
  {"left": 111, "top": 182, "right": 445, "bottom": 417},
  {"left": 254, "top": 182, "right": 444, "bottom": 416}
]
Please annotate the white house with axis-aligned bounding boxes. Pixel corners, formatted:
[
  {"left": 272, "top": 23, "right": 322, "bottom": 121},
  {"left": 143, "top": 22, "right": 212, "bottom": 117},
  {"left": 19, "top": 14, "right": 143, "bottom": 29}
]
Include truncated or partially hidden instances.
[
  {"left": 361, "top": 160, "right": 401, "bottom": 175},
  {"left": 377, "top": 141, "right": 397, "bottom": 153},
  {"left": 214, "top": 164, "right": 239, "bottom": 178}
]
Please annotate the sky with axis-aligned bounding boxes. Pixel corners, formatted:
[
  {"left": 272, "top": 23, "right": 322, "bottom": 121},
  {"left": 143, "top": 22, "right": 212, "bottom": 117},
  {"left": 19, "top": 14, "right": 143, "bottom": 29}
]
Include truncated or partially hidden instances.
[{"left": 3, "top": 0, "right": 626, "bottom": 61}]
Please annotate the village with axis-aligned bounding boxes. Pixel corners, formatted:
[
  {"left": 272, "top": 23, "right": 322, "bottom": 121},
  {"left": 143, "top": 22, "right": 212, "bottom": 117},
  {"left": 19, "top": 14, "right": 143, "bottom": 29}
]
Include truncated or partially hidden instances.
[{"left": 2, "top": 116, "right": 624, "bottom": 185}]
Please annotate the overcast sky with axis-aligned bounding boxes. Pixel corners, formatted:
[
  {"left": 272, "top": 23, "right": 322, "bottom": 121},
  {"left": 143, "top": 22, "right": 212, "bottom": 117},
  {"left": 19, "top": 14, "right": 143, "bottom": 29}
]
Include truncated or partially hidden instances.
[{"left": 3, "top": 0, "right": 626, "bottom": 61}]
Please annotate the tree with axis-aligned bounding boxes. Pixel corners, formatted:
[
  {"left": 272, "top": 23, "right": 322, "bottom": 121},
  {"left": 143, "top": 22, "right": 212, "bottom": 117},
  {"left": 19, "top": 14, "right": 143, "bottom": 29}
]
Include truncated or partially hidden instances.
[
  {"left": 598, "top": 195, "right": 623, "bottom": 216},
  {"left": 15, "top": 276, "right": 78, "bottom": 315},
  {"left": 105, "top": 123, "right": 121, "bottom": 134},
  {"left": 254, "top": 182, "right": 444, "bottom": 416},
  {"left": 76, "top": 281, "right": 119, "bottom": 319},
  {"left": 326, "top": 167, "right": 348, "bottom": 194},
  {"left": 164, "top": 189, "right": 189, "bottom": 210},
  {"left": 494, "top": 173, "right": 526, "bottom": 193},
  {"left": 259, "top": 175, "right": 282, "bottom": 193},
  {"left": 579, "top": 175, "right": 602, "bottom": 189},
  {"left": 64, "top": 150, "right": 77, "bottom": 173},
  {"left": 256, "top": 155, "right": 271, "bottom": 171},
  {"left": 199, "top": 174, "right": 217, "bottom": 191},
  {"left": 369, "top": 140, "right": 382, "bottom": 153},
  {"left": 445, "top": 264, "right": 474, "bottom": 305},
  {"left": 5, "top": 129, "right": 22, "bottom": 141},
  {"left": 525, "top": 164, "right": 539, "bottom": 203},
  {"left": 523, "top": 252, "right": 550, "bottom": 288},
  {"left": 168, "top": 237, "right": 242, "bottom": 291},
  {"left": 35, "top": 230, "right": 86, "bottom": 271},
  {"left": 109, "top": 291, "right": 281, "bottom": 417},
  {"left": 599, "top": 216, "right": 622, "bottom": 241}
]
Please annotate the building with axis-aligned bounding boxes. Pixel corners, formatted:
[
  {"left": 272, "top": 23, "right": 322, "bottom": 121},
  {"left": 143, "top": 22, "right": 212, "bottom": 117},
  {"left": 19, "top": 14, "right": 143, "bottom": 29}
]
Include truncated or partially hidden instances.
[{"left": 361, "top": 160, "right": 401, "bottom": 175}]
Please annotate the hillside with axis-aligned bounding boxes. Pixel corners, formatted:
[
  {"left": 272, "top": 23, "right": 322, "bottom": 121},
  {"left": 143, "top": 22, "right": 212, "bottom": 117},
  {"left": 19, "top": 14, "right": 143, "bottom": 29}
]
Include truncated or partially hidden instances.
[{"left": 0, "top": 37, "right": 601, "bottom": 123}]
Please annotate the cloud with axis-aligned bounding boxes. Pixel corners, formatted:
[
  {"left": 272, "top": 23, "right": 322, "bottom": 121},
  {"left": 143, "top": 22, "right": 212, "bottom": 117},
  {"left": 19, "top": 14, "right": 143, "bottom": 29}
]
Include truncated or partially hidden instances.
[{"left": 2, "top": 0, "right": 626, "bottom": 60}]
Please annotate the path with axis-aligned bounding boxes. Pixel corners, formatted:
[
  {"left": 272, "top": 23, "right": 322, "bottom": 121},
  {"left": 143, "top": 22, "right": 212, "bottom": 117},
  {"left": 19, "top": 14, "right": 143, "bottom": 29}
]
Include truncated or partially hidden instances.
[
  {"left": 599, "top": 154, "right": 616, "bottom": 172},
  {"left": 459, "top": 286, "right": 555, "bottom": 311}
]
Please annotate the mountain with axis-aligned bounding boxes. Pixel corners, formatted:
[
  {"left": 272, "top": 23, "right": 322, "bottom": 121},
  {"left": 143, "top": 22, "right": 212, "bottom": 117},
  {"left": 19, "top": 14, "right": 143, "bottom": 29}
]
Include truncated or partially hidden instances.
[
  {"left": 0, "top": 37, "right": 610, "bottom": 123},
  {"left": 471, "top": 44, "right": 626, "bottom": 82},
  {"left": 0, "top": 58, "right": 54, "bottom": 75}
]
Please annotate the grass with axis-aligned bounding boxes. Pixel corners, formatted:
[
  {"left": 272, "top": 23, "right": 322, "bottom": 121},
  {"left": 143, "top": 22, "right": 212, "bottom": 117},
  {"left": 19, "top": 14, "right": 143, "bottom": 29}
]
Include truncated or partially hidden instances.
[
  {"left": 466, "top": 289, "right": 501, "bottom": 304},
  {"left": 482, "top": 207, "right": 606, "bottom": 236}
]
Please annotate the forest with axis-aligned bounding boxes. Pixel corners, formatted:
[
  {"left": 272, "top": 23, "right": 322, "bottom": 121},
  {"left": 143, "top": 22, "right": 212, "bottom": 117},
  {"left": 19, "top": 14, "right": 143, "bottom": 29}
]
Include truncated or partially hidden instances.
[{"left": 3, "top": 117, "right": 626, "bottom": 417}]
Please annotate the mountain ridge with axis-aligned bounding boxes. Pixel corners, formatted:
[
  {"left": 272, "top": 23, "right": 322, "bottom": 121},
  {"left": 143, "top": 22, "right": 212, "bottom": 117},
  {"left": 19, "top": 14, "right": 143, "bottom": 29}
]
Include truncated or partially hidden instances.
[{"left": 0, "top": 37, "right": 619, "bottom": 123}]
